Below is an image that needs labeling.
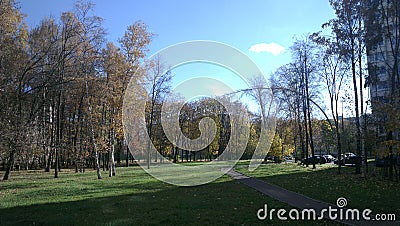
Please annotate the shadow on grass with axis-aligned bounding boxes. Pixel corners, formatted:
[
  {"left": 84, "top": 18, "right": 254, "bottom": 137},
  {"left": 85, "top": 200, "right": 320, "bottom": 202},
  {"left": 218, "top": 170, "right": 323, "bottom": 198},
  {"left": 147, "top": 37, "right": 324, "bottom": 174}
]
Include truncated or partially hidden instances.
[
  {"left": 0, "top": 178, "right": 328, "bottom": 226},
  {"left": 0, "top": 167, "right": 345, "bottom": 226}
]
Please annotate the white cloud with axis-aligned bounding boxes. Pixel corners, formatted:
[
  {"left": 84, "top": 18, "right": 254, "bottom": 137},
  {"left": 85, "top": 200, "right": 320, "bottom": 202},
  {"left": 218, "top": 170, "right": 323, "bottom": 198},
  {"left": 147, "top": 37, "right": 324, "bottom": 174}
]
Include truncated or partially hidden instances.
[{"left": 249, "top": 42, "right": 286, "bottom": 55}]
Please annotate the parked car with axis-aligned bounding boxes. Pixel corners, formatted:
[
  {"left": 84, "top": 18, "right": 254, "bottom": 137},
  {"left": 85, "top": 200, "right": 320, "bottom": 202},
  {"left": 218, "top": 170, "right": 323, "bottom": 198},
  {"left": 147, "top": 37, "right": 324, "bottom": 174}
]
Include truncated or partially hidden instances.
[
  {"left": 376, "top": 155, "right": 400, "bottom": 167},
  {"left": 375, "top": 156, "right": 389, "bottom": 167},
  {"left": 263, "top": 155, "right": 282, "bottom": 163},
  {"left": 283, "top": 156, "right": 294, "bottom": 162},
  {"left": 334, "top": 152, "right": 360, "bottom": 165},
  {"left": 301, "top": 155, "right": 327, "bottom": 165},
  {"left": 323, "top": 154, "right": 335, "bottom": 163}
]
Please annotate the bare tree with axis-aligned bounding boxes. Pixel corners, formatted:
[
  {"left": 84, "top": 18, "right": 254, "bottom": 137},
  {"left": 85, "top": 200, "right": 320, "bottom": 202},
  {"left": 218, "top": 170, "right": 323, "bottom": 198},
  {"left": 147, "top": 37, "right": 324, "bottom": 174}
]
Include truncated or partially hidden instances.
[
  {"left": 312, "top": 33, "right": 349, "bottom": 173},
  {"left": 144, "top": 57, "right": 173, "bottom": 168},
  {"left": 329, "top": 0, "right": 365, "bottom": 174}
]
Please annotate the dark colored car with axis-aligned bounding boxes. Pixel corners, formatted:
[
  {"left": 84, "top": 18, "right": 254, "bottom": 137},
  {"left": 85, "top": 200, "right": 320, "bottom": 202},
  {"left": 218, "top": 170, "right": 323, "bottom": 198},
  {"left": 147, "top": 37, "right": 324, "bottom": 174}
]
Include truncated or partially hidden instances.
[
  {"left": 301, "top": 155, "right": 327, "bottom": 165},
  {"left": 375, "top": 157, "right": 389, "bottom": 167},
  {"left": 376, "top": 155, "right": 400, "bottom": 167},
  {"left": 334, "top": 152, "right": 361, "bottom": 165}
]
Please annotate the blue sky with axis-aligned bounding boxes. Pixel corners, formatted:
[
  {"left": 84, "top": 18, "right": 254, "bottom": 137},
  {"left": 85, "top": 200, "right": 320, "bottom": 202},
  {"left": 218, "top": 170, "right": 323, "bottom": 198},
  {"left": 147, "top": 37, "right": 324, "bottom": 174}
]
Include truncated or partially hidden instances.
[
  {"left": 20, "top": 0, "right": 335, "bottom": 77},
  {"left": 20, "top": 0, "right": 339, "bottom": 115}
]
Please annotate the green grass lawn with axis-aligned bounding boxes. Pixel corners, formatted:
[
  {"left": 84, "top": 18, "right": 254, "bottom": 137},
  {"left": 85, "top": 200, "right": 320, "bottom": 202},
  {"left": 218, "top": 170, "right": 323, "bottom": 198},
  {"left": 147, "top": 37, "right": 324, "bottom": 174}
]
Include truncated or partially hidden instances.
[
  {"left": 0, "top": 166, "right": 341, "bottom": 226},
  {"left": 235, "top": 162, "right": 400, "bottom": 219}
]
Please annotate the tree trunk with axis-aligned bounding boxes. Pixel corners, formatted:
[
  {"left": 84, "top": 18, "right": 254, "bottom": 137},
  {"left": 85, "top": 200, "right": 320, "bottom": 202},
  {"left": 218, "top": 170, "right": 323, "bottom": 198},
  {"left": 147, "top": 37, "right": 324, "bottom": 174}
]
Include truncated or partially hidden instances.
[
  {"left": 108, "top": 149, "right": 115, "bottom": 177},
  {"left": 305, "top": 70, "right": 316, "bottom": 169},
  {"left": 358, "top": 16, "right": 366, "bottom": 176},
  {"left": 116, "top": 140, "right": 121, "bottom": 164},
  {"left": 54, "top": 148, "right": 59, "bottom": 178},
  {"left": 334, "top": 100, "right": 342, "bottom": 174},
  {"left": 303, "top": 94, "right": 309, "bottom": 167},
  {"left": 85, "top": 80, "right": 102, "bottom": 179},
  {"left": 102, "top": 152, "right": 106, "bottom": 171},
  {"left": 94, "top": 148, "right": 102, "bottom": 179},
  {"left": 109, "top": 130, "right": 116, "bottom": 177},
  {"left": 297, "top": 102, "right": 305, "bottom": 164},
  {"left": 2, "top": 147, "right": 16, "bottom": 181},
  {"left": 125, "top": 151, "right": 129, "bottom": 167},
  {"left": 351, "top": 55, "right": 362, "bottom": 174},
  {"left": 173, "top": 146, "right": 178, "bottom": 163},
  {"left": 45, "top": 147, "right": 52, "bottom": 172}
]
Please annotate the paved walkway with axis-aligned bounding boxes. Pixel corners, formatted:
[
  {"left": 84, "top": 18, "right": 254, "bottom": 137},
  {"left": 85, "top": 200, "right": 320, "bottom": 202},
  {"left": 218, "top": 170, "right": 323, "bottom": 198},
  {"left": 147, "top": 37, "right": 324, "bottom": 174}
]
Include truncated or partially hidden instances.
[{"left": 227, "top": 170, "right": 398, "bottom": 226}]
